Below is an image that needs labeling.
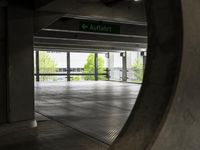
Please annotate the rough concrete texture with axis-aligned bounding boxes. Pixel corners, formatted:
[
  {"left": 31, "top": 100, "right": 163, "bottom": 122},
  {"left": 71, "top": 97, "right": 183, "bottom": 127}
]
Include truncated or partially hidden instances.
[
  {"left": 109, "top": 0, "right": 182, "bottom": 149},
  {"left": 7, "top": 6, "right": 35, "bottom": 122},
  {"left": 110, "top": 0, "right": 200, "bottom": 150},
  {"left": 151, "top": 0, "right": 200, "bottom": 150},
  {"left": 0, "top": 7, "right": 7, "bottom": 123}
]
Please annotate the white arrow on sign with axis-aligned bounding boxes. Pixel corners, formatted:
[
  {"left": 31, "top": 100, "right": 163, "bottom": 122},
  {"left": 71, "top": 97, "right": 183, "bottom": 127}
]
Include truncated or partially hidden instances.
[{"left": 81, "top": 24, "right": 88, "bottom": 30}]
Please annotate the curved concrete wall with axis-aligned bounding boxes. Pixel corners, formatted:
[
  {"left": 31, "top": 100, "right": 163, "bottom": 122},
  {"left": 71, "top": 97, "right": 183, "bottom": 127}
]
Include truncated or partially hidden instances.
[
  {"left": 151, "top": 0, "right": 200, "bottom": 149},
  {"left": 110, "top": 0, "right": 200, "bottom": 150}
]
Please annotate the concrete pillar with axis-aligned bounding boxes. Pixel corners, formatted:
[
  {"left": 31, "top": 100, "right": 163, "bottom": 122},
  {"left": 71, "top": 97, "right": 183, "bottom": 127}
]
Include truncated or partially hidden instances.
[
  {"left": 35, "top": 51, "right": 40, "bottom": 82},
  {"left": 122, "top": 52, "right": 127, "bottom": 82},
  {"left": 94, "top": 53, "right": 98, "bottom": 81},
  {"left": 67, "top": 52, "right": 70, "bottom": 81},
  {"left": 6, "top": 6, "right": 35, "bottom": 124},
  {"left": 0, "top": 7, "right": 7, "bottom": 123},
  {"left": 106, "top": 53, "right": 110, "bottom": 80},
  {"left": 109, "top": 52, "right": 115, "bottom": 80},
  {"left": 126, "top": 51, "right": 132, "bottom": 69},
  {"left": 141, "top": 51, "right": 147, "bottom": 71}
]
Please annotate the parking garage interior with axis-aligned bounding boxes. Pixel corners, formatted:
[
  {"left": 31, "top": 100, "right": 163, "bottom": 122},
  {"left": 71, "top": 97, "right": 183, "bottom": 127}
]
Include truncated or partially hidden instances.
[
  {"left": 1, "top": 0, "right": 200, "bottom": 150},
  {"left": 34, "top": 50, "right": 145, "bottom": 145},
  {"left": 31, "top": 2, "right": 147, "bottom": 148},
  {"left": 33, "top": 15, "right": 147, "bottom": 146},
  {"left": 0, "top": 1, "right": 148, "bottom": 149}
]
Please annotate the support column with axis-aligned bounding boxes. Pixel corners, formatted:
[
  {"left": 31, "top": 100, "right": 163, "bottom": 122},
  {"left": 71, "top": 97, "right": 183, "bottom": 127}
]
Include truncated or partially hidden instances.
[
  {"left": 94, "top": 53, "right": 98, "bottom": 81},
  {"left": 106, "top": 52, "right": 110, "bottom": 80},
  {"left": 122, "top": 52, "right": 127, "bottom": 82},
  {"left": 141, "top": 51, "right": 147, "bottom": 72},
  {"left": 109, "top": 52, "right": 115, "bottom": 80},
  {"left": 35, "top": 51, "right": 40, "bottom": 82},
  {"left": 67, "top": 52, "right": 70, "bottom": 81},
  {"left": 143, "top": 56, "right": 147, "bottom": 72},
  {"left": 7, "top": 6, "right": 35, "bottom": 125},
  {"left": 0, "top": 7, "right": 7, "bottom": 123}
]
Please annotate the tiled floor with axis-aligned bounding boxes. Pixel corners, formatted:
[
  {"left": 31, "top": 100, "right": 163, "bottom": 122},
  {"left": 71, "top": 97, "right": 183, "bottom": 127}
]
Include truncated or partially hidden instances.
[
  {"left": 0, "top": 116, "right": 108, "bottom": 150},
  {"left": 0, "top": 81, "right": 140, "bottom": 150},
  {"left": 35, "top": 81, "right": 141, "bottom": 145}
]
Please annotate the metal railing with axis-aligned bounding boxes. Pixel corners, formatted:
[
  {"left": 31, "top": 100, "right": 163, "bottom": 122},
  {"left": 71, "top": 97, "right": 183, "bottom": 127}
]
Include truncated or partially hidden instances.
[{"left": 34, "top": 68, "right": 110, "bottom": 81}]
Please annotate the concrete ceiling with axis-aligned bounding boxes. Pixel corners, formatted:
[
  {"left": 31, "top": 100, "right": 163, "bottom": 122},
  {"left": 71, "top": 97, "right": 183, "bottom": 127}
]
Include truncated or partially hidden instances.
[
  {"left": 34, "top": 0, "right": 147, "bottom": 52},
  {"left": 36, "top": 0, "right": 146, "bottom": 24}
]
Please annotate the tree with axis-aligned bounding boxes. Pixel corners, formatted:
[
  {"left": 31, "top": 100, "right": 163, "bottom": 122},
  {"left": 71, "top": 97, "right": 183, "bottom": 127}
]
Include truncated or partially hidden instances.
[
  {"left": 132, "top": 57, "right": 143, "bottom": 83},
  {"left": 71, "top": 76, "right": 81, "bottom": 81},
  {"left": 83, "top": 54, "right": 106, "bottom": 80},
  {"left": 39, "top": 51, "right": 57, "bottom": 81}
]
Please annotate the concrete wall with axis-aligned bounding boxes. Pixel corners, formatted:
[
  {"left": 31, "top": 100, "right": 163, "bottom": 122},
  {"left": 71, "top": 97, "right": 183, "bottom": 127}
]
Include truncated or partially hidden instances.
[
  {"left": 109, "top": 0, "right": 200, "bottom": 149},
  {"left": 151, "top": 0, "right": 200, "bottom": 149},
  {"left": 0, "top": 7, "right": 7, "bottom": 123},
  {"left": 109, "top": 0, "right": 183, "bottom": 149}
]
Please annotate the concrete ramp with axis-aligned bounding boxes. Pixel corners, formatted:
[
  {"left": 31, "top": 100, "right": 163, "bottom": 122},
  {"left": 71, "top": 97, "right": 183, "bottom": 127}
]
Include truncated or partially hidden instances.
[{"left": 109, "top": 0, "right": 200, "bottom": 150}]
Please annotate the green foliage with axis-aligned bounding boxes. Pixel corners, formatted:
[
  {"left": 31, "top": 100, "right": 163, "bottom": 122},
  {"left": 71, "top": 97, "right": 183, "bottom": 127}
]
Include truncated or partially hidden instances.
[
  {"left": 132, "top": 57, "right": 143, "bottom": 83},
  {"left": 71, "top": 76, "right": 81, "bottom": 81},
  {"left": 83, "top": 54, "right": 106, "bottom": 80},
  {"left": 39, "top": 51, "right": 57, "bottom": 81}
]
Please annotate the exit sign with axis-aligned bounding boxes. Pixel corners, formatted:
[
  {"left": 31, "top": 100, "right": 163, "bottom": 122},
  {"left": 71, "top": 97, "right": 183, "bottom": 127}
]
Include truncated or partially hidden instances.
[{"left": 79, "top": 21, "right": 120, "bottom": 34}]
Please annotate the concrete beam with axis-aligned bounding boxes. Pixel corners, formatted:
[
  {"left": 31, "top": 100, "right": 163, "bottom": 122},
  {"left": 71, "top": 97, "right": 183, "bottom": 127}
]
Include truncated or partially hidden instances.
[
  {"left": 45, "top": 17, "right": 147, "bottom": 37},
  {"left": 34, "top": 10, "right": 65, "bottom": 34},
  {"left": 35, "top": 30, "right": 147, "bottom": 44},
  {"left": 34, "top": 36, "right": 147, "bottom": 48},
  {"left": 34, "top": 46, "right": 127, "bottom": 53},
  {"left": 34, "top": 36, "right": 147, "bottom": 51},
  {"left": 34, "top": 42, "right": 146, "bottom": 52}
]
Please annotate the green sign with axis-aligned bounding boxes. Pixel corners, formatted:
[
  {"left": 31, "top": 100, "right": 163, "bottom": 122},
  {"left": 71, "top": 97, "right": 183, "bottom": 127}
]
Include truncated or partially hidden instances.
[{"left": 79, "top": 21, "right": 120, "bottom": 34}]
